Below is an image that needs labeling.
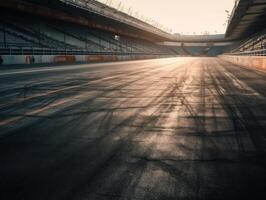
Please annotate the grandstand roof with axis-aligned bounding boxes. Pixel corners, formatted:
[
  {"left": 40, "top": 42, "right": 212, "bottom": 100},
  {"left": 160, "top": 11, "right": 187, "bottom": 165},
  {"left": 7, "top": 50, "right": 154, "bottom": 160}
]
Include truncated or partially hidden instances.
[
  {"left": 172, "top": 34, "right": 231, "bottom": 43},
  {"left": 0, "top": 0, "right": 174, "bottom": 42},
  {"left": 225, "top": 0, "right": 266, "bottom": 39}
]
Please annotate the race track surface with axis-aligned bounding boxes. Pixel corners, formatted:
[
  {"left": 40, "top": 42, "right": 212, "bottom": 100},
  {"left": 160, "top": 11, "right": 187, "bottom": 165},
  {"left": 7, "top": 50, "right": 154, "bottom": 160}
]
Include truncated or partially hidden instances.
[{"left": 1, "top": 57, "right": 266, "bottom": 200}]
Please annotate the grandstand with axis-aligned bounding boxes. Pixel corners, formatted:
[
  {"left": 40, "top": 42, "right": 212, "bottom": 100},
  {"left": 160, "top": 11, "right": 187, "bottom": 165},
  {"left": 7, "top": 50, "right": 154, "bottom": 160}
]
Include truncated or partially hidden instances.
[
  {"left": 180, "top": 43, "right": 228, "bottom": 56},
  {"left": 0, "top": 0, "right": 178, "bottom": 64},
  {"left": 225, "top": 30, "right": 266, "bottom": 56},
  {"left": 224, "top": 0, "right": 266, "bottom": 55},
  {"left": 0, "top": 12, "right": 174, "bottom": 54},
  {"left": 158, "top": 41, "right": 232, "bottom": 57},
  {"left": 2, "top": 0, "right": 265, "bottom": 65},
  {"left": 173, "top": 33, "right": 227, "bottom": 42},
  {"left": 219, "top": 0, "right": 266, "bottom": 70}
]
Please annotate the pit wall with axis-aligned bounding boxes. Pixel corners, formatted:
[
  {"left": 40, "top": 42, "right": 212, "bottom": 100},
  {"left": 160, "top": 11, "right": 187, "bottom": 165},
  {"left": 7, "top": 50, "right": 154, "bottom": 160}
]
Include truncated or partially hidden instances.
[
  {"left": 1, "top": 54, "right": 171, "bottom": 65},
  {"left": 219, "top": 55, "right": 266, "bottom": 71}
]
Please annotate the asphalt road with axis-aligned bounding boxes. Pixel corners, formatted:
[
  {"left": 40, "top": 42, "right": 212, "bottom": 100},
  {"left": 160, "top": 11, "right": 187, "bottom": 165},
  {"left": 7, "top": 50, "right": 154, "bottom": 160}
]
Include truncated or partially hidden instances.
[{"left": 1, "top": 57, "right": 266, "bottom": 200}]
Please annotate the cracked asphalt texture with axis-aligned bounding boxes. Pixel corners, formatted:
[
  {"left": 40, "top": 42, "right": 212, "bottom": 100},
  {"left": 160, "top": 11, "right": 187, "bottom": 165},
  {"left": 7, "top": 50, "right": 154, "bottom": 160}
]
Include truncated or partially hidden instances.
[{"left": 1, "top": 57, "right": 266, "bottom": 200}]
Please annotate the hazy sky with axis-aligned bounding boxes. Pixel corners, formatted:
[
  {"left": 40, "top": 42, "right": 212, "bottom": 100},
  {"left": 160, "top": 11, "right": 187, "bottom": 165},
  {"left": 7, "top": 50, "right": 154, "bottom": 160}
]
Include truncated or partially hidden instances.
[{"left": 99, "top": 0, "right": 235, "bottom": 34}]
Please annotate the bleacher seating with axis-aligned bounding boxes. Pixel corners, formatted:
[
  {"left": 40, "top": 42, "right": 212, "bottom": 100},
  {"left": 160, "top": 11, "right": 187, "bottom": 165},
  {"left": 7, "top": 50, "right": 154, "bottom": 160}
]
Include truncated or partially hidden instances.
[
  {"left": 229, "top": 30, "right": 266, "bottom": 55},
  {"left": 0, "top": 14, "right": 174, "bottom": 56}
]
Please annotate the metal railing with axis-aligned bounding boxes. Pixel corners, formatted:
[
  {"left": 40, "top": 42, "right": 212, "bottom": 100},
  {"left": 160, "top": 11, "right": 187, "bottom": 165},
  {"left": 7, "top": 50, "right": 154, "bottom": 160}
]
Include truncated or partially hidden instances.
[
  {"left": 231, "top": 32, "right": 266, "bottom": 53},
  {"left": 225, "top": 49, "right": 266, "bottom": 56},
  {"left": 0, "top": 47, "right": 172, "bottom": 56},
  {"left": 225, "top": 30, "right": 266, "bottom": 56}
]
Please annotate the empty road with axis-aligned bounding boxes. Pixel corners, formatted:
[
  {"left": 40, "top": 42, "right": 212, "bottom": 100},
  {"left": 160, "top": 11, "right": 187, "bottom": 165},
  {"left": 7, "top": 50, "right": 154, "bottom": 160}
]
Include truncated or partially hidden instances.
[{"left": 1, "top": 57, "right": 266, "bottom": 200}]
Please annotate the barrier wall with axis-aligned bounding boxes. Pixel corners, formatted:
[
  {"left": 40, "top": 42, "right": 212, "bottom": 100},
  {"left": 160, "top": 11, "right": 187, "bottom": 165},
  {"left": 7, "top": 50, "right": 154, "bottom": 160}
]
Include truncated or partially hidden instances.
[
  {"left": 219, "top": 55, "right": 266, "bottom": 71},
  {"left": 0, "top": 54, "right": 169, "bottom": 65},
  {"left": 54, "top": 56, "right": 76, "bottom": 63}
]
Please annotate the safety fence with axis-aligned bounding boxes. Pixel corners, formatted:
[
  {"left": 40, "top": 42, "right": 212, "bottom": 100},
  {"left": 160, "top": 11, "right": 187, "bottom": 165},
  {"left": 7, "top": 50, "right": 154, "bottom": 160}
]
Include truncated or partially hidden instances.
[
  {"left": 225, "top": 49, "right": 266, "bottom": 56},
  {"left": 0, "top": 47, "right": 172, "bottom": 56}
]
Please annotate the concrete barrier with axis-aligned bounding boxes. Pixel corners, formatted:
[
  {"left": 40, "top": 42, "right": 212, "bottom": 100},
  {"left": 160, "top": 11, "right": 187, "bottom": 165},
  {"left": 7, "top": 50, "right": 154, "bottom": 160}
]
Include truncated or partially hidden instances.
[
  {"left": 87, "top": 55, "right": 119, "bottom": 62},
  {"left": 1, "top": 55, "right": 57, "bottom": 65},
  {"left": 0, "top": 54, "right": 169, "bottom": 65},
  {"left": 54, "top": 56, "right": 76, "bottom": 63},
  {"left": 219, "top": 55, "right": 266, "bottom": 71}
]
